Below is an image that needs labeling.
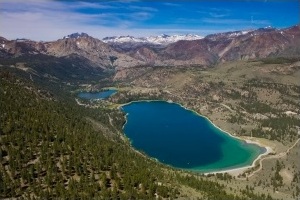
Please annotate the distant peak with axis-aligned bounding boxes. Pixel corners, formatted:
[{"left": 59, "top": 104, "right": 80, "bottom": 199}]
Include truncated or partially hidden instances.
[
  {"left": 257, "top": 26, "right": 276, "bottom": 32},
  {"left": 161, "top": 34, "right": 170, "bottom": 38},
  {"left": 265, "top": 26, "right": 273, "bottom": 29},
  {"left": 63, "top": 32, "right": 89, "bottom": 39}
]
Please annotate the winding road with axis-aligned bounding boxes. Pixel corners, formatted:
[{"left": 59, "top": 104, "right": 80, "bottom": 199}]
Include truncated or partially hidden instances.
[{"left": 239, "top": 138, "right": 300, "bottom": 180}]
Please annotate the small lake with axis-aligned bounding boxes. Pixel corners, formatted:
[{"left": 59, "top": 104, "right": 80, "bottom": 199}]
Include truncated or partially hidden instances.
[
  {"left": 122, "top": 101, "right": 265, "bottom": 173},
  {"left": 78, "top": 89, "right": 117, "bottom": 100}
]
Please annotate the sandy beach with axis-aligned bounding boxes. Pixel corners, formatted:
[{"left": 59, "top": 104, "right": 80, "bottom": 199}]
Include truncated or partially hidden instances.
[{"left": 204, "top": 146, "right": 273, "bottom": 177}]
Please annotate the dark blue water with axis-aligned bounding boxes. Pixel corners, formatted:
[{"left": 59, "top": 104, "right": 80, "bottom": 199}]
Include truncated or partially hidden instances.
[
  {"left": 78, "top": 89, "right": 117, "bottom": 100},
  {"left": 122, "top": 101, "right": 263, "bottom": 172}
]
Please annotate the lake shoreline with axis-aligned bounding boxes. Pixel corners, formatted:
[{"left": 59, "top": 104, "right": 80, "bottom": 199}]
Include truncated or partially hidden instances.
[
  {"left": 176, "top": 103, "right": 273, "bottom": 176},
  {"left": 202, "top": 146, "right": 272, "bottom": 176},
  {"left": 119, "top": 99, "right": 272, "bottom": 176}
]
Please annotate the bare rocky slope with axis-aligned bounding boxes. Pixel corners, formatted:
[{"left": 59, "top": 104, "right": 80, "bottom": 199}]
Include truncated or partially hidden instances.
[
  {"left": 122, "top": 25, "right": 300, "bottom": 66},
  {"left": 0, "top": 33, "right": 145, "bottom": 69},
  {"left": 0, "top": 25, "right": 299, "bottom": 73}
]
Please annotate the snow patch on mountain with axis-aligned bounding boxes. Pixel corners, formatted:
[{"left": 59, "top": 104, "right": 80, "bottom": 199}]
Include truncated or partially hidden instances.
[
  {"left": 102, "top": 34, "right": 203, "bottom": 45},
  {"left": 63, "top": 32, "right": 89, "bottom": 39}
]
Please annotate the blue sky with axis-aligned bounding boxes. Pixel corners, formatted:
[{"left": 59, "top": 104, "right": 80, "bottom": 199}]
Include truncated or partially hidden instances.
[{"left": 0, "top": 0, "right": 299, "bottom": 41}]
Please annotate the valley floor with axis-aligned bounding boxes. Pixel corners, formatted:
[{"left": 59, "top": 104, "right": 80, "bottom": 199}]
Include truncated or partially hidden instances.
[
  {"left": 81, "top": 59, "right": 300, "bottom": 199},
  {"left": 2, "top": 57, "right": 299, "bottom": 199}
]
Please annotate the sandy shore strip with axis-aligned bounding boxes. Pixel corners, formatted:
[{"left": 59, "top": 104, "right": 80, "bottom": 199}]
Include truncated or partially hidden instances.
[{"left": 203, "top": 146, "right": 273, "bottom": 177}]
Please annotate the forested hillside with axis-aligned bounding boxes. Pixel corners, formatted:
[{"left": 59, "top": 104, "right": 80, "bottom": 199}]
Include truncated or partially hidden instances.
[
  {"left": 0, "top": 70, "right": 280, "bottom": 199},
  {"left": 0, "top": 71, "right": 180, "bottom": 199}
]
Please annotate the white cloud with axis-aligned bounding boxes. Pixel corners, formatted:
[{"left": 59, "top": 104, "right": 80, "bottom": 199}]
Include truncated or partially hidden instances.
[
  {"left": 202, "top": 18, "right": 270, "bottom": 26},
  {"left": 163, "top": 3, "right": 180, "bottom": 7},
  {"left": 128, "top": 5, "right": 158, "bottom": 12},
  {"left": 209, "top": 13, "right": 228, "bottom": 18},
  {"left": 0, "top": 0, "right": 276, "bottom": 41},
  {"left": 70, "top": 2, "right": 113, "bottom": 9},
  {"left": 0, "top": 0, "right": 162, "bottom": 40}
]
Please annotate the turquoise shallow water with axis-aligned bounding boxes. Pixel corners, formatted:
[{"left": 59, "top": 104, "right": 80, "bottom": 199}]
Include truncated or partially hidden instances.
[
  {"left": 122, "top": 101, "right": 265, "bottom": 173},
  {"left": 78, "top": 89, "right": 117, "bottom": 100}
]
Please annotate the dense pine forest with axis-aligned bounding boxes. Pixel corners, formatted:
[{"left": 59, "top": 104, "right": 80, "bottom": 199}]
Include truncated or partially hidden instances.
[
  {"left": 0, "top": 70, "right": 278, "bottom": 199},
  {"left": 0, "top": 71, "right": 178, "bottom": 199}
]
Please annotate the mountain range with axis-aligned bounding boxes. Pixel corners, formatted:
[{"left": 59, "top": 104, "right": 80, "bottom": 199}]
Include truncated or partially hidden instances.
[
  {"left": 102, "top": 34, "right": 203, "bottom": 45},
  {"left": 1, "top": 25, "right": 299, "bottom": 80}
]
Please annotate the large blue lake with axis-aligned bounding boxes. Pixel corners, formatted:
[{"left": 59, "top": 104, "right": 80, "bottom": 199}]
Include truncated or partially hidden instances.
[
  {"left": 122, "top": 101, "right": 265, "bottom": 173},
  {"left": 78, "top": 89, "right": 117, "bottom": 100}
]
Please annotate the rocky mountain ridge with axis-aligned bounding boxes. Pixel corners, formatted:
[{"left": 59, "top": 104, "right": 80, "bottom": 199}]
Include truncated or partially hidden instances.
[
  {"left": 0, "top": 25, "right": 299, "bottom": 71},
  {"left": 0, "top": 33, "right": 144, "bottom": 69},
  {"left": 102, "top": 34, "right": 203, "bottom": 45},
  {"left": 124, "top": 25, "right": 300, "bottom": 66}
]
